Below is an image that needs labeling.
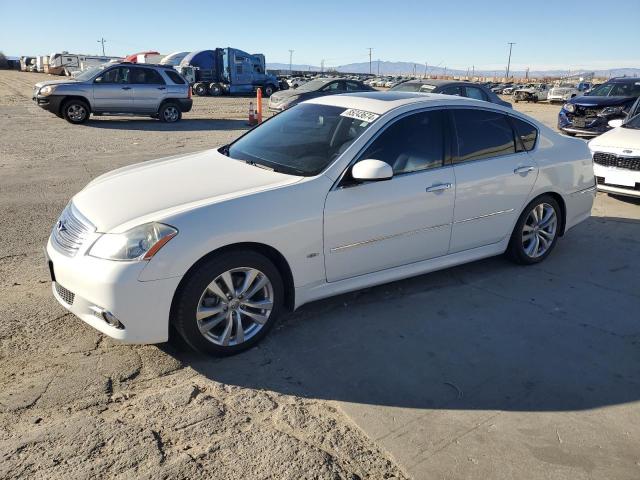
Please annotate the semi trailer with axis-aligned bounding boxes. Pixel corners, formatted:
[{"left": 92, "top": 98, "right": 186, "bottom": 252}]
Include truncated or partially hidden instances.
[{"left": 177, "top": 48, "right": 279, "bottom": 96}]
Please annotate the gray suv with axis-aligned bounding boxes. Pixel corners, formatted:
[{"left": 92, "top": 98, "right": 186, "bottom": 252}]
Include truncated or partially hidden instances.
[{"left": 33, "top": 63, "right": 193, "bottom": 124}]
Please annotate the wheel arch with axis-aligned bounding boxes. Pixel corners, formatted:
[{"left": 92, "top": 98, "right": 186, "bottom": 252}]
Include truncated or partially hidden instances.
[
  {"left": 58, "top": 95, "right": 91, "bottom": 115},
  {"left": 170, "top": 242, "right": 296, "bottom": 317}
]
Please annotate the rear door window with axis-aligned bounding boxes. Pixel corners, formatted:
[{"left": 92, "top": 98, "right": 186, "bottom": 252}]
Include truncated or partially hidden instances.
[
  {"left": 130, "top": 67, "right": 165, "bottom": 85},
  {"left": 440, "top": 86, "right": 464, "bottom": 96},
  {"left": 452, "top": 109, "right": 516, "bottom": 162},
  {"left": 465, "top": 86, "right": 487, "bottom": 101}
]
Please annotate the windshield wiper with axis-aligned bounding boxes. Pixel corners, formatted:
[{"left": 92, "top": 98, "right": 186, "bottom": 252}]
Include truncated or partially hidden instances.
[{"left": 245, "top": 160, "right": 275, "bottom": 171}]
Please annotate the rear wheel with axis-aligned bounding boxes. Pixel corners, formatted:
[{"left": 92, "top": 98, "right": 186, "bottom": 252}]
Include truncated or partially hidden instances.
[
  {"left": 62, "top": 99, "right": 90, "bottom": 124},
  {"left": 263, "top": 84, "right": 276, "bottom": 97},
  {"left": 194, "top": 83, "right": 208, "bottom": 96},
  {"left": 172, "top": 251, "right": 284, "bottom": 356},
  {"left": 209, "top": 83, "right": 222, "bottom": 96},
  {"left": 507, "top": 195, "right": 561, "bottom": 265},
  {"left": 159, "top": 102, "right": 181, "bottom": 123}
]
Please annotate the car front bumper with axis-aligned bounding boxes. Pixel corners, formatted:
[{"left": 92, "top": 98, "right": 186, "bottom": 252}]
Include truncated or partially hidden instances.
[
  {"left": 46, "top": 237, "right": 182, "bottom": 344},
  {"left": 557, "top": 110, "right": 611, "bottom": 136},
  {"left": 594, "top": 164, "right": 640, "bottom": 198},
  {"left": 33, "top": 94, "right": 65, "bottom": 114}
]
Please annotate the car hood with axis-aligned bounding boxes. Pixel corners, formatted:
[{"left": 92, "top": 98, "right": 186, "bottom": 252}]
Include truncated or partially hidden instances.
[
  {"left": 567, "top": 96, "right": 635, "bottom": 107},
  {"left": 72, "top": 149, "right": 302, "bottom": 232},
  {"left": 34, "top": 79, "right": 79, "bottom": 89},
  {"left": 588, "top": 126, "right": 640, "bottom": 152}
]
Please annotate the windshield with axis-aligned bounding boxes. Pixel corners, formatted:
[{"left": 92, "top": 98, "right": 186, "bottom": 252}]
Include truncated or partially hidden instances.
[
  {"left": 295, "top": 78, "right": 332, "bottom": 92},
  {"left": 588, "top": 82, "right": 640, "bottom": 97},
  {"left": 623, "top": 113, "right": 640, "bottom": 129},
  {"left": 226, "top": 104, "right": 377, "bottom": 176},
  {"left": 74, "top": 65, "right": 105, "bottom": 81}
]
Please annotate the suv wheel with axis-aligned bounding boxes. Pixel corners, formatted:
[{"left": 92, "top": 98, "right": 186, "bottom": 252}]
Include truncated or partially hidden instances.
[
  {"left": 159, "top": 103, "right": 181, "bottom": 123},
  {"left": 507, "top": 195, "right": 561, "bottom": 265},
  {"left": 62, "top": 99, "right": 90, "bottom": 124},
  {"left": 172, "top": 250, "right": 284, "bottom": 355}
]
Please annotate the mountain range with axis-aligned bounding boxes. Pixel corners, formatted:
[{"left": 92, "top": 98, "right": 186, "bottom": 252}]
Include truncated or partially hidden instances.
[{"left": 267, "top": 61, "right": 640, "bottom": 78}]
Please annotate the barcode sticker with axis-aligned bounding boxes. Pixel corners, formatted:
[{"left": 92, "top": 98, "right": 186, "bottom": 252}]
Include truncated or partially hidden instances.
[{"left": 340, "top": 109, "right": 380, "bottom": 123}]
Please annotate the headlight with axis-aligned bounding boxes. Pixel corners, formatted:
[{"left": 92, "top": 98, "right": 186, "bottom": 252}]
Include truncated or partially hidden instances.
[
  {"left": 39, "top": 85, "right": 56, "bottom": 96},
  {"left": 88, "top": 223, "right": 177, "bottom": 261},
  {"left": 563, "top": 103, "right": 576, "bottom": 113},
  {"left": 600, "top": 106, "right": 624, "bottom": 116}
]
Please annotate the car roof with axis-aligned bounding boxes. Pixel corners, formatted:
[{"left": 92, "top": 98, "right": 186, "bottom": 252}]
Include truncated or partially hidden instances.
[{"left": 307, "top": 91, "right": 507, "bottom": 115}]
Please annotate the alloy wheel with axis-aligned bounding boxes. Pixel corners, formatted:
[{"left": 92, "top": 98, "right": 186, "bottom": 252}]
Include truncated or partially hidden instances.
[
  {"left": 163, "top": 106, "right": 179, "bottom": 122},
  {"left": 196, "top": 267, "right": 274, "bottom": 346},
  {"left": 522, "top": 202, "right": 557, "bottom": 258},
  {"left": 67, "top": 104, "right": 86, "bottom": 122}
]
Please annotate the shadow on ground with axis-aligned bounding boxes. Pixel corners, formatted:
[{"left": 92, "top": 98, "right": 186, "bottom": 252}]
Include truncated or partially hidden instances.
[
  {"left": 84, "top": 118, "right": 249, "bottom": 131},
  {"left": 166, "top": 215, "right": 640, "bottom": 413}
]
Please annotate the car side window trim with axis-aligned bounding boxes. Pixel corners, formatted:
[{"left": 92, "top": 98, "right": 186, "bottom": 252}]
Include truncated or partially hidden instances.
[
  {"left": 333, "top": 107, "right": 454, "bottom": 190},
  {"left": 448, "top": 106, "right": 529, "bottom": 164},
  {"left": 507, "top": 114, "right": 540, "bottom": 152}
]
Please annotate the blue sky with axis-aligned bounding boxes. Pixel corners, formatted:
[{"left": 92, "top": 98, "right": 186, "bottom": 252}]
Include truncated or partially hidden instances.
[{"left": 1, "top": 0, "right": 638, "bottom": 71}]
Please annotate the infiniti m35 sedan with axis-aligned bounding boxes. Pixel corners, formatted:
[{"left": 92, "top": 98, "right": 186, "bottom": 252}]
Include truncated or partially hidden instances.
[{"left": 46, "top": 92, "right": 595, "bottom": 355}]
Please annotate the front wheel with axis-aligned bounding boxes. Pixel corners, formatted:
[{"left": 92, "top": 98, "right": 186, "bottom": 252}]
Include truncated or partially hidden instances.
[
  {"left": 172, "top": 251, "right": 284, "bottom": 355},
  {"left": 507, "top": 195, "right": 561, "bottom": 265},
  {"left": 62, "top": 99, "right": 90, "bottom": 124},
  {"left": 263, "top": 84, "right": 276, "bottom": 97}
]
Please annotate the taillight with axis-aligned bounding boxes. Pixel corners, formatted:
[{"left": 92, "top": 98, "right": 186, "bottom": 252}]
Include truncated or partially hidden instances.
[{"left": 188, "top": 86, "right": 192, "bottom": 99}]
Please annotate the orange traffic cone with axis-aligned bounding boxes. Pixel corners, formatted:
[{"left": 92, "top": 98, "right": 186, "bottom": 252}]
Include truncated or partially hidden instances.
[{"left": 247, "top": 101, "right": 257, "bottom": 126}]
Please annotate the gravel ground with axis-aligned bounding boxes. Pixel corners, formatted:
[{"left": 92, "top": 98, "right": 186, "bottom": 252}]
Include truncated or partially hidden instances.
[{"left": 0, "top": 70, "right": 407, "bottom": 480}]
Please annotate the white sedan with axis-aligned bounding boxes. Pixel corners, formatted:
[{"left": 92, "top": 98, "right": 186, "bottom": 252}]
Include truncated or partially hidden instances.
[
  {"left": 589, "top": 114, "right": 640, "bottom": 198},
  {"left": 46, "top": 92, "right": 596, "bottom": 355}
]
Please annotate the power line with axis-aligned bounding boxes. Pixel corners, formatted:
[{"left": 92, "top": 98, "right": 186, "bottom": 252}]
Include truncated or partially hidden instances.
[{"left": 97, "top": 37, "right": 107, "bottom": 56}]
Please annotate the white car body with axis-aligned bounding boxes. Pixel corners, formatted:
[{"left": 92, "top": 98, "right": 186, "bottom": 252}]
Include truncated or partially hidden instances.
[
  {"left": 548, "top": 84, "right": 582, "bottom": 103},
  {"left": 514, "top": 84, "right": 550, "bottom": 102},
  {"left": 588, "top": 124, "right": 640, "bottom": 197},
  {"left": 47, "top": 93, "right": 595, "bottom": 345}
]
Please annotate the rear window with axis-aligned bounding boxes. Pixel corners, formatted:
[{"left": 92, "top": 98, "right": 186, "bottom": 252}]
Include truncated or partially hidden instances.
[
  {"left": 165, "top": 70, "right": 186, "bottom": 84},
  {"left": 511, "top": 116, "right": 538, "bottom": 151},
  {"left": 452, "top": 109, "right": 516, "bottom": 163}
]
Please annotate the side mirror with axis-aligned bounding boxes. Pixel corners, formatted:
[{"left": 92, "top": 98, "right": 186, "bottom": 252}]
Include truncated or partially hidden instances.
[
  {"left": 608, "top": 119, "right": 624, "bottom": 128},
  {"left": 352, "top": 159, "right": 393, "bottom": 182},
  {"left": 95, "top": 76, "right": 103, "bottom": 83}
]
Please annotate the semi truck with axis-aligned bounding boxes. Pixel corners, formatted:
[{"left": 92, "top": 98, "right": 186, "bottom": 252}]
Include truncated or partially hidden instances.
[{"left": 177, "top": 48, "right": 279, "bottom": 97}]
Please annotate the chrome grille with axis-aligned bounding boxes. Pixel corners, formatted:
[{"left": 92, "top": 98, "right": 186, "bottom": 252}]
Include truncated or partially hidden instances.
[
  {"left": 54, "top": 282, "right": 75, "bottom": 305},
  {"left": 51, "top": 203, "right": 95, "bottom": 257},
  {"left": 593, "top": 152, "right": 640, "bottom": 171}
]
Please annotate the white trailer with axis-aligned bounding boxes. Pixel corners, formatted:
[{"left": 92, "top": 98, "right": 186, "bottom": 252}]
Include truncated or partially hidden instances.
[
  {"left": 47, "top": 52, "right": 122, "bottom": 76},
  {"left": 136, "top": 53, "right": 165, "bottom": 64}
]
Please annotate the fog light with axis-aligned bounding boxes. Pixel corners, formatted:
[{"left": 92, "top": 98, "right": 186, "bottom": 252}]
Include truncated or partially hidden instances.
[{"left": 89, "top": 306, "right": 124, "bottom": 329}]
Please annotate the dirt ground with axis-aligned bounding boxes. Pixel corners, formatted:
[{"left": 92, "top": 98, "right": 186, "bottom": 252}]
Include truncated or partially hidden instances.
[{"left": 0, "top": 70, "right": 637, "bottom": 480}]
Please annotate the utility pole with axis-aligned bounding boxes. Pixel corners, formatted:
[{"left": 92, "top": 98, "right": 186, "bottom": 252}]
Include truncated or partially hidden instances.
[
  {"left": 506, "top": 42, "right": 515, "bottom": 78},
  {"left": 320, "top": 59, "right": 324, "bottom": 73},
  {"left": 377, "top": 59, "right": 380, "bottom": 75},
  {"left": 472, "top": 65, "right": 475, "bottom": 77},
  {"left": 424, "top": 62, "right": 428, "bottom": 79},
  {"left": 97, "top": 37, "right": 107, "bottom": 56},
  {"left": 288, "top": 49, "right": 294, "bottom": 75},
  {"left": 367, "top": 48, "right": 373, "bottom": 74}
]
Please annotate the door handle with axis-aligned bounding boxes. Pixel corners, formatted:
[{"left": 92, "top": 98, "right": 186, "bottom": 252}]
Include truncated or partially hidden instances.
[
  {"left": 157, "top": 87, "right": 166, "bottom": 90},
  {"left": 121, "top": 86, "right": 131, "bottom": 90},
  {"left": 426, "top": 183, "right": 452, "bottom": 193},
  {"left": 514, "top": 166, "right": 535, "bottom": 174}
]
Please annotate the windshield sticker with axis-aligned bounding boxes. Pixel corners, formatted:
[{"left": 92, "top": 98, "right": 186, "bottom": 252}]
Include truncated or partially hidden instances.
[{"left": 340, "top": 109, "right": 380, "bottom": 123}]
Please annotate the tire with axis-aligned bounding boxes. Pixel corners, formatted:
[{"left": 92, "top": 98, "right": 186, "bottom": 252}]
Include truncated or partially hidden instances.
[
  {"left": 61, "top": 99, "right": 90, "bottom": 124},
  {"left": 263, "top": 84, "right": 276, "bottom": 97},
  {"left": 172, "top": 250, "right": 284, "bottom": 356},
  {"left": 194, "top": 83, "right": 208, "bottom": 96},
  {"left": 506, "top": 195, "right": 561, "bottom": 265},
  {"left": 208, "top": 83, "right": 222, "bottom": 96},
  {"left": 158, "top": 102, "right": 181, "bottom": 123}
]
